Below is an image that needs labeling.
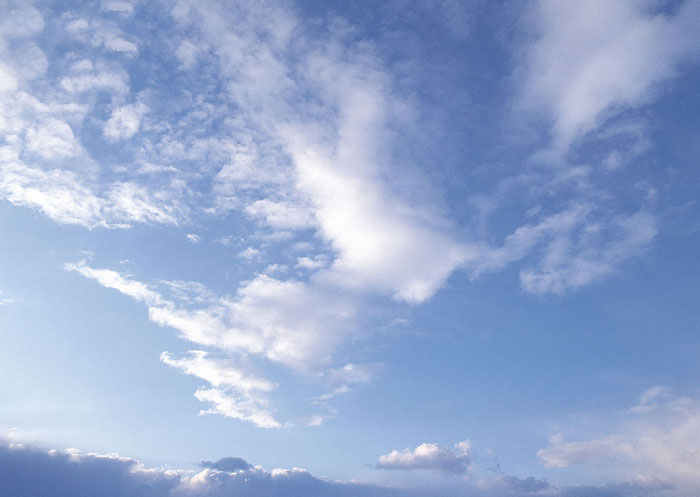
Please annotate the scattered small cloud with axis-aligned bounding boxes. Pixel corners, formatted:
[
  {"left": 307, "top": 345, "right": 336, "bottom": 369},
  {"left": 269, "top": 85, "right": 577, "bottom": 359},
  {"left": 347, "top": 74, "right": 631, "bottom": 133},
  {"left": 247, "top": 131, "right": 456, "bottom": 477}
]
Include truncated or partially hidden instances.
[
  {"left": 295, "top": 254, "right": 328, "bottom": 270},
  {"left": 376, "top": 440, "right": 472, "bottom": 474},
  {"left": 238, "top": 247, "right": 261, "bottom": 260},
  {"left": 0, "top": 291, "right": 16, "bottom": 306}
]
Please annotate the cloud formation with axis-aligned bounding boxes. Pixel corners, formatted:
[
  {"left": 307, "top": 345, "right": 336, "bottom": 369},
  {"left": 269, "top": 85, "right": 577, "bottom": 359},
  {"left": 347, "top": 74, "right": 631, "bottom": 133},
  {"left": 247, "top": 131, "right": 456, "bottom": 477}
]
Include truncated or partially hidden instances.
[
  {"left": 376, "top": 440, "right": 472, "bottom": 474},
  {"left": 65, "top": 260, "right": 364, "bottom": 427},
  {"left": 520, "top": 0, "right": 700, "bottom": 155},
  {"left": 0, "top": 441, "right": 683, "bottom": 497},
  {"left": 2, "top": 0, "right": 692, "bottom": 433},
  {"left": 538, "top": 388, "right": 700, "bottom": 489}
]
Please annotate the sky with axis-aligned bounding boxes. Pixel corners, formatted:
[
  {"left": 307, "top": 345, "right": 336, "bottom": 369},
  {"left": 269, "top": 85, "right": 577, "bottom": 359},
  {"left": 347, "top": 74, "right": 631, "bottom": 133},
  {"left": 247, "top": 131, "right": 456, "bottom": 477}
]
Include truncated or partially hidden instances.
[{"left": 1, "top": 0, "right": 700, "bottom": 495}]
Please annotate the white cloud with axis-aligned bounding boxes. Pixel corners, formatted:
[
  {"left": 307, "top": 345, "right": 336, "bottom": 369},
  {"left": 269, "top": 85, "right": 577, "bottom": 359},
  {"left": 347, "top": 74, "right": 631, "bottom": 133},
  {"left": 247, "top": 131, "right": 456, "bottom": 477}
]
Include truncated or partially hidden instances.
[
  {"left": 103, "top": 102, "right": 148, "bottom": 141},
  {"left": 1, "top": 0, "right": 656, "bottom": 299},
  {"left": 160, "top": 351, "right": 280, "bottom": 428},
  {"left": 0, "top": 163, "right": 103, "bottom": 227},
  {"left": 105, "top": 182, "right": 187, "bottom": 225},
  {"left": 295, "top": 255, "right": 328, "bottom": 270},
  {"left": 518, "top": 209, "right": 656, "bottom": 294},
  {"left": 101, "top": 1, "right": 135, "bottom": 16},
  {"left": 519, "top": 0, "right": 700, "bottom": 154},
  {"left": 25, "top": 118, "right": 82, "bottom": 159},
  {"left": 376, "top": 440, "right": 472, "bottom": 474},
  {"left": 538, "top": 436, "right": 619, "bottom": 469},
  {"left": 161, "top": 351, "right": 275, "bottom": 392},
  {"left": 237, "top": 247, "right": 260, "bottom": 260},
  {"left": 65, "top": 262, "right": 163, "bottom": 305},
  {"left": 538, "top": 389, "right": 700, "bottom": 486},
  {"left": 175, "top": 39, "right": 203, "bottom": 70},
  {"left": 68, "top": 263, "right": 361, "bottom": 424},
  {"left": 186, "top": 233, "right": 201, "bottom": 243},
  {"left": 0, "top": 290, "right": 15, "bottom": 306},
  {"left": 316, "top": 362, "right": 382, "bottom": 401},
  {"left": 245, "top": 198, "right": 316, "bottom": 230},
  {"left": 193, "top": 387, "right": 281, "bottom": 429},
  {"left": 59, "top": 68, "right": 130, "bottom": 95},
  {"left": 0, "top": 159, "right": 186, "bottom": 228},
  {"left": 1, "top": 0, "right": 688, "bottom": 438}
]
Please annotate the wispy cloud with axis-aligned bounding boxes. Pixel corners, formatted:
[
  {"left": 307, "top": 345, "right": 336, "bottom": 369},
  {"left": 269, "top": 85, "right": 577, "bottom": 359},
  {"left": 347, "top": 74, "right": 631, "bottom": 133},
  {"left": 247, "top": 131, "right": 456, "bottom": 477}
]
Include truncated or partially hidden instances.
[
  {"left": 160, "top": 351, "right": 280, "bottom": 428},
  {"left": 65, "top": 261, "right": 360, "bottom": 426},
  {"left": 538, "top": 388, "right": 700, "bottom": 487},
  {"left": 519, "top": 0, "right": 700, "bottom": 156}
]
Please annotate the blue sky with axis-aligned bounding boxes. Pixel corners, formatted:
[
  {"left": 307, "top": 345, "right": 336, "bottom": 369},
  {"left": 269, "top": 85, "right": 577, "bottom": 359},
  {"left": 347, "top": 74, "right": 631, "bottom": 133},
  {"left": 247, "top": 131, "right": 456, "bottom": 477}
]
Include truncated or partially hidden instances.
[{"left": 1, "top": 0, "right": 700, "bottom": 495}]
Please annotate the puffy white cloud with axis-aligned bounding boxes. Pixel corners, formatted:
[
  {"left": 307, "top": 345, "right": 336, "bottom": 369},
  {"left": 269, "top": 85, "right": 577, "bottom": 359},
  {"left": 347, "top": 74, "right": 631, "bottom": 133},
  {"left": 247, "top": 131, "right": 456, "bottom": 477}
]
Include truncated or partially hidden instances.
[
  {"left": 376, "top": 440, "right": 472, "bottom": 474},
  {"left": 295, "top": 255, "right": 328, "bottom": 270}
]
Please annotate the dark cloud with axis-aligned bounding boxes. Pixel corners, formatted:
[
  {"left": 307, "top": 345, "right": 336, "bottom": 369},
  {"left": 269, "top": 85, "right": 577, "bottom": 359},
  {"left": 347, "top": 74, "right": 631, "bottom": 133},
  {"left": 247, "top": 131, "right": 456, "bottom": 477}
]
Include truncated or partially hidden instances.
[
  {"left": 501, "top": 476, "right": 551, "bottom": 494},
  {"left": 200, "top": 456, "right": 251, "bottom": 472},
  {"left": 559, "top": 480, "right": 675, "bottom": 497},
  {"left": 0, "top": 444, "right": 178, "bottom": 497}
]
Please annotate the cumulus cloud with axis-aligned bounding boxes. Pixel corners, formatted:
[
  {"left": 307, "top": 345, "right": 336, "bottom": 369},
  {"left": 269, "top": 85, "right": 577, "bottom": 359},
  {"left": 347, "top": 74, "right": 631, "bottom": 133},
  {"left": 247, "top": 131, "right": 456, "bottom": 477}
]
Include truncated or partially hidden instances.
[{"left": 376, "top": 440, "right": 472, "bottom": 474}]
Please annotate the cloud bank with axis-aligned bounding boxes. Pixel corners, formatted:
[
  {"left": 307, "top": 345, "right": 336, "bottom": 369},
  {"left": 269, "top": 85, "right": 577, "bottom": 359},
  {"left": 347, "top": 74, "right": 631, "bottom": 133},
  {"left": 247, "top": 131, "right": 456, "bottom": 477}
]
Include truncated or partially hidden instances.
[{"left": 0, "top": 440, "right": 683, "bottom": 497}]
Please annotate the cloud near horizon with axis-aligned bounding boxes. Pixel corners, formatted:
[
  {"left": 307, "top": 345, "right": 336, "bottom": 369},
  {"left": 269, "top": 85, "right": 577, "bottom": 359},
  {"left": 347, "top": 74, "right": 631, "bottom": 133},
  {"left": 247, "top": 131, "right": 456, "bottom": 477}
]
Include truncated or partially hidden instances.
[
  {"left": 538, "top": 388, "right": 700, "bottom": 489},
  {"left": 0, "top": 440, "right": 682, "bottom": 497}
]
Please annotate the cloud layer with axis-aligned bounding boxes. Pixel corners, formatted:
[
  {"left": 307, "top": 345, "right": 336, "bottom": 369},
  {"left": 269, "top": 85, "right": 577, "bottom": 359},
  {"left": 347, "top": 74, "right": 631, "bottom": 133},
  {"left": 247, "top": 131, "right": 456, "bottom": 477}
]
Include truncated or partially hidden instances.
[{"left": 0, "top": 441, "right": 682, "bottom": 497}]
